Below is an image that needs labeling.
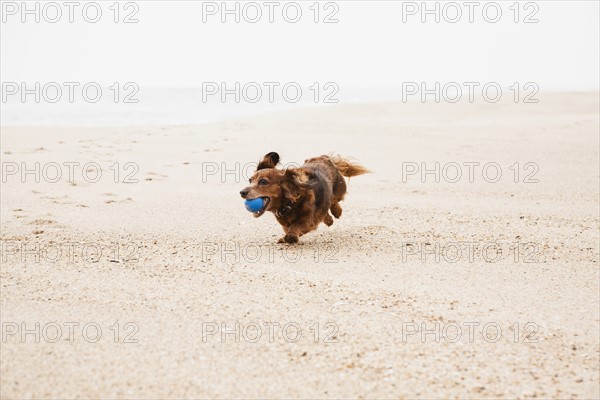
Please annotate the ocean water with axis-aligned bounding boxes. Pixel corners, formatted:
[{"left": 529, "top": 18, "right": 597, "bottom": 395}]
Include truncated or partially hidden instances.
[{"left": 0, "top": 87, "right": 402, "bottom": 127}]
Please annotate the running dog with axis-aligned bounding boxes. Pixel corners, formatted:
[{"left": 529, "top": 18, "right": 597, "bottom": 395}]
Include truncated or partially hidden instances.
[{"left": 239, "top": 152, "right": 369, "bottom": 244}]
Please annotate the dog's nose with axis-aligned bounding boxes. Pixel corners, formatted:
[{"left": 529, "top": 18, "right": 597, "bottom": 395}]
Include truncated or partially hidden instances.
[{"left": 240, "top": 189, "right": 249, "bottom": 198}]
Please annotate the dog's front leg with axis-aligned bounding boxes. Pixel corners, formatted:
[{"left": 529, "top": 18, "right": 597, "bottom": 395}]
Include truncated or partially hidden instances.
[
  {"left": 278, "top": 234, "right": 299, "bottom": 244},
  {"left": 278, "top": 230, "right": 300, "bottom": 244},
  {"left": 278, "top": 222, "right": 320, "bottom": 244},
  {"left": 277, "top": 224, "right": 305, "bottom": 244}
]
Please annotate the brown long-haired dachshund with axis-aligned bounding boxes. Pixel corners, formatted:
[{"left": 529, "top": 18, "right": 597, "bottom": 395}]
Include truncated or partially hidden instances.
[{"left": 239, "top": 152, "right": 369, "bottom": 244}]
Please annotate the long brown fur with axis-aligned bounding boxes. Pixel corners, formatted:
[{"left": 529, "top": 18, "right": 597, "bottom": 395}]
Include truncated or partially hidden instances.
[{"left": 240, "top": 152, "right": 369, "bottom": 244}]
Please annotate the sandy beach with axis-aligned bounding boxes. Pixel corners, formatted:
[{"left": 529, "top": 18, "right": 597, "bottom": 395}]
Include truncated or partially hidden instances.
[{"left": 1, "top": 93, "right": 599, "bottom": 398}]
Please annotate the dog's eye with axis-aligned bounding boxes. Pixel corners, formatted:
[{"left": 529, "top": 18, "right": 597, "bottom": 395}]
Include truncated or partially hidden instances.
[
  {"left": 259, "top": 179, "right": 268, "bottom": 186},
  {"left": 249, "top": 179, "right": 252, "bottom": 184}
]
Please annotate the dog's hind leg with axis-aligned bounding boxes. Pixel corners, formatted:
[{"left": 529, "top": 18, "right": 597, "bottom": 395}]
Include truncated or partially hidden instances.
[
  {"left": 330, "top": 202, "right": 342, "bottom": 219},
  {"left": 324, "top": 213, "right": 334, "bottom": 226}
]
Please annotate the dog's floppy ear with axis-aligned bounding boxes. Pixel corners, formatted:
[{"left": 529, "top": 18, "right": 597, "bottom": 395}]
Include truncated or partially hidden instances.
[
  {"left": 281, "top": 168, "right": 310, "bottom": 203},
  {"left": 284, "top": 168, "right": 309, "bottom": 183},
  {"left": 281, "top": 168, "right": 301, "bottom": 203},
  {"left": 257, "top": 152, "right": 280, "bottom": 170}
]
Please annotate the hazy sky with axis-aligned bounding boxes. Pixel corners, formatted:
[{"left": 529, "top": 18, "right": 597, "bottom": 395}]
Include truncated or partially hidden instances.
[{"left": 1, "top": 1, "right": 599, "bottom": 90}]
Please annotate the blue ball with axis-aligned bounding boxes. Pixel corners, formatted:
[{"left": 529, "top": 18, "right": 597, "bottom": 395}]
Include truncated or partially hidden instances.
[{"left": 244, "top": 198, "right": 265, "bottom": 213}]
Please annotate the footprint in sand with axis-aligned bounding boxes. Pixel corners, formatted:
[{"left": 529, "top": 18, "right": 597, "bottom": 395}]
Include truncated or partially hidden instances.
[
  {"left": 105, "top": 196, "right": 133, "bottom": 204},
  {"left": 41, "top": 194, "right": 72, "bottom": 205},
  {"left": 41, "top": 194, "right": 69, "bottom": 200},
  {"left": 145, "top": 172, "right": 168, "bottom": 181},
  {"left": 103, "top": 193, "right": 117, "bottom": 203},
  {"left": 28, "top": 218, "right": 57, "bottom": 226},
  {"left": 13, "top": 209, "right": 26, "bottom": 219},
  {"left": 86, "top": 165, "right": 103, "bottom": 175}
]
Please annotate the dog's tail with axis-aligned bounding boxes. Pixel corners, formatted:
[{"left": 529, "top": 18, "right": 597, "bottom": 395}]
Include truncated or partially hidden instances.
[{"left": 330, "top": 155, "right": 370, "bottom": 177}]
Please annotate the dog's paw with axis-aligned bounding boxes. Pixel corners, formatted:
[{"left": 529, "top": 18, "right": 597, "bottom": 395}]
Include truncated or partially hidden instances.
[
  {"left": 331, "top": 203, "right": 342, "bottom": 219},
  {"left": 324, "top": 214, "right": 334, "bottom": 226},
  {"left": 278, "top": 234, "right": 299, "bottom": 244}
]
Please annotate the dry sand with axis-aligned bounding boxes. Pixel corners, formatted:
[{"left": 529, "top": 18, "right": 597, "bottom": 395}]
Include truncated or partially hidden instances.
[{"left": 1, "top": 93, "right": 599, "bottom": 399}]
